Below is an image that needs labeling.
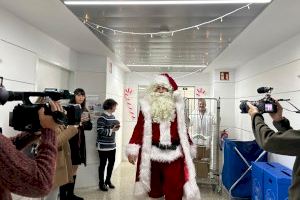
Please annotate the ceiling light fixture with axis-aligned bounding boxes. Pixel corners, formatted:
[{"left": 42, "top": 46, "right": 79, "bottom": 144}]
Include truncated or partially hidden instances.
[
  {"left": 127, "top": 64, "right": 207, "bottom": 68},
  {"left": 64, "top": 0, "right": 272, "bottom": 5}
]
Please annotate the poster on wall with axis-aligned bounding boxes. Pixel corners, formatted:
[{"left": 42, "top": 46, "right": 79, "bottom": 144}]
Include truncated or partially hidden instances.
[{"left": 86, "top": 95, "right": 103, "bottom": 128}]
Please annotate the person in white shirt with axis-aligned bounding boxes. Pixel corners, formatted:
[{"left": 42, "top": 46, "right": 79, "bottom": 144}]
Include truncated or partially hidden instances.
[{"left": 189, "top": 98, "right": 215, "bottom": 147}]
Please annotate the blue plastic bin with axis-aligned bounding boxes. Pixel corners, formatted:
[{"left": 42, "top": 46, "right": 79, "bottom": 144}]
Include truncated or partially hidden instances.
[
  {"left": 222, "top": 139, "right": 267, "bottom": 198},
  {"left": 252, "top": 162, "right": 287, "bottom": 200},
  {"left": 252, "top": 162, "right": 266, "bottom": 200},
  {"left": 264, "top": 167, "right": 292, "bottom": 200}
]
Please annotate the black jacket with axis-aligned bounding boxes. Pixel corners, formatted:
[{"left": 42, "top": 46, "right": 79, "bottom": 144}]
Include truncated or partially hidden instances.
[{"left": 69, "top": 119, "right": 92, "bottom": 166}]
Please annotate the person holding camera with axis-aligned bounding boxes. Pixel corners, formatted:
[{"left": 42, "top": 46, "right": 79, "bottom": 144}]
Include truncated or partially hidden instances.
[
  {"left": 247, "top": 101, "right": 300, "bottom": 200},
  {"left": 20, "top": 97, "right": 80, "bottom": 200},
  {"left": 0, "top": 101, "right": 60, "bottom": 200},
  {"left": 59, "top": 88, "right": 92, "bottom": 200},
  {"left": 96, "top": 98, "right": 119, "bottom": 191},
  {"left": 39, "top": 125, "right": 79, "bottom": 200}
]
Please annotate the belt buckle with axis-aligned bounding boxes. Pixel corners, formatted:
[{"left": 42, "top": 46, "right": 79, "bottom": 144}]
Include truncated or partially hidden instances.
[{"left": 158, "top": 143, "right": 166, "bottom": 150}]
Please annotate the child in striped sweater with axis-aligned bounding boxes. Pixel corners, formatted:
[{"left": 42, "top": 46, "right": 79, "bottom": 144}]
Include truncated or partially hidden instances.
[{"left": 96, "top": 99, "right": 119, "bottom": 191}]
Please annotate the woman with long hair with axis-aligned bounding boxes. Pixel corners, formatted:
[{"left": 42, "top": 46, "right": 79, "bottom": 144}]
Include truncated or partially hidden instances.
[{"left": 59, "top": 88, "right": 92, "bottom": 200}]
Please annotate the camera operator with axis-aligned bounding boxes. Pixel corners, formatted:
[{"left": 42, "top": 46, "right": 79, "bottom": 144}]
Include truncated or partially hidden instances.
[
  {"left": 247, "top": 101, "right": 300, "bottom": 200},
  {"left": 22, "top": 97, "right": 81, "bottom": 200},
  {"left": 0, "top": 100, "right": 60, "bottom": 200}
]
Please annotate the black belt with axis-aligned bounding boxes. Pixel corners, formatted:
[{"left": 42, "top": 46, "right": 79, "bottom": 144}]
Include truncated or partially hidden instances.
[{"left": 152, "top": 141, "right": 180, "bottom": 150}]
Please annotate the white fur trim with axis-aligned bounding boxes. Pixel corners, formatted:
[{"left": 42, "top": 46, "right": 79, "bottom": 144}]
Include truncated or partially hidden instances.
[
  {"left": 175, "top": 95, "right": 201, "bottom": 198},
  {"left": 154, "top": 75, "right": 172, "bottom": 89},
  {"left": 190, "top": 144, "right": 197, "bottom": 159},
  {"left": 183, "top": 180, "right": 201, "bottom": 200},
  {"left": 173, "top": 90, "right": 181, "bottom": 102},
  {"left": 138, "top": 99, "right": 153, "bottom": 194},
  {"left": 159, "top": 121, "right": 171, "bottom": 145},
  {"left": 150, "top": 146, "right": 182, "bottom": 163},
  {"left": 126, "top": 144, "right": 141, "bottom": 156}
]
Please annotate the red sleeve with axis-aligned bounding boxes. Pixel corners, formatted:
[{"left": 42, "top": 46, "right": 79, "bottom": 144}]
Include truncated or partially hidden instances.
[
  {"left": 126, "top": 111, "right": 144, "bottom": 156},
  {"left": 129, "top": 111, "right": 144, "bottom": 145},
  {"left": 0, "top": 128, "right": 57, "bottom": 197}
]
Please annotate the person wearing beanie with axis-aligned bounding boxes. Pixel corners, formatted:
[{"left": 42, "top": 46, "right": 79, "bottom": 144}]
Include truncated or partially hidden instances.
[{"left": 126, "top": 73, "right": 201, "bottom": 200}]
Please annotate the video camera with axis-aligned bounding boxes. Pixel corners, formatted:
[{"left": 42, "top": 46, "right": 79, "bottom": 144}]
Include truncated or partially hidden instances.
[
  {"left": 240, "top": 87, "right": 277, "bottom": 114},
  {"left": 0, "top": 77, "right": 81, "bottom": 132}
]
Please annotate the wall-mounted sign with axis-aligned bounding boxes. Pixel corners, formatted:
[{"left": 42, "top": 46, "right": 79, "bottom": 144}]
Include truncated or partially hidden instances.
[
  {"left": 220, "top": 71, "right": 229, "bottom": 80},
  {"left": 196, "top": 87, "right": 206, "bottom": 97}
]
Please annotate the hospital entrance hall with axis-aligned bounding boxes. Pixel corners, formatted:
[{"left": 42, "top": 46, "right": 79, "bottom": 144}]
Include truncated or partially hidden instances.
[{"left": 0, "top": 0, "right": 300, "bottom": 200}]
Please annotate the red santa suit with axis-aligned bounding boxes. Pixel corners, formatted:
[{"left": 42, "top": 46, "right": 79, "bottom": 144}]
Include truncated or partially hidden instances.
[{"left": 126, "top": 74, "right": 200, "bottom": 200}]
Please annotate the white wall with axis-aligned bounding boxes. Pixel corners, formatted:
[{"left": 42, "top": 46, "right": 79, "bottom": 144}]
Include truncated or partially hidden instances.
[
  {"left": 212, "top": 69, "right": 236, "bottom": 136},
  {"left": 106, "top": 57, "right": 125, "bottom": 168},
  {"left": 0, "top": 7, "right": 81, "bottom": 135},
  {"left": 73, "top": 53, "right": 107, "bottom": 188},
  {"left": 0, "top": 7, "right": 78, "bottom": 71},
  {"left": 235, "top": 33, "right": 300, "bottom": 169},
  {"left": 36, "top": 59, "right": 71, "bottom": 91}
]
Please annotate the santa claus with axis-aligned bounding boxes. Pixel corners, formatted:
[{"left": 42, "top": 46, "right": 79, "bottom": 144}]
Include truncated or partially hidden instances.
[{"left": 126, "top": 73, "right": 201, "bottom": 200}]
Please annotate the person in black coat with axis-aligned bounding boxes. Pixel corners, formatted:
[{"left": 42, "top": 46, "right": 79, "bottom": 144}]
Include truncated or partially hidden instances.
[{"left": 60, "top": 88, "right": 92, "bottom": 200}]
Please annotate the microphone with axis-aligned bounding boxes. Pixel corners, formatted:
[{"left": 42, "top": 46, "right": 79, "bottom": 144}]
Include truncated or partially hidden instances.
[
  {"left": 278, "top": 99, "right": 290, "bottom": 101},
  {"left": 257, "top": 87, "right": 273, "bottom": 94}
]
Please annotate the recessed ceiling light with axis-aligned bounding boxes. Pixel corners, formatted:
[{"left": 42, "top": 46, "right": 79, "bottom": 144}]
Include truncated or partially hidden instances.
[
  {"left": 64, "top": 0, "right": 272, "bottom": 5},
  {"left": 127, "top": 64, "right": 207, "bottom": 68}
]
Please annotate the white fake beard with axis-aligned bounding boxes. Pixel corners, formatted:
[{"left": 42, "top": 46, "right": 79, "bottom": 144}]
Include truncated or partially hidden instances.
[{"left": 150, "top": 92, "right": 176, "bottom": 123}]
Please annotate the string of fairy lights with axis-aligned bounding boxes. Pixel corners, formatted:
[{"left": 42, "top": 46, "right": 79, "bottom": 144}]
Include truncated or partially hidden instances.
[
  {"left": 80, "top": 3, "right": 254, "bottom": 78},
  {"left": 82, "top": 3, "right": 252, "bottom": 38}
]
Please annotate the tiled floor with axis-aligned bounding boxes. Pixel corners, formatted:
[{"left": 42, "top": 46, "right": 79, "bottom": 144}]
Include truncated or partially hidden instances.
[{"left": 75, "top": 162, "right": 228, "bottom": 200}]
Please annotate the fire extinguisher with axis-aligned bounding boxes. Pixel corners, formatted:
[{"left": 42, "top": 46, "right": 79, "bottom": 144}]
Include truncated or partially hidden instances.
[{"left": 219, "top": 129, "right": 229, "bottom": 150}]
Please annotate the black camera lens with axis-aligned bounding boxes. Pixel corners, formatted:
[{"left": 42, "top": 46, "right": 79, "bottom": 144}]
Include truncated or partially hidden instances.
[{"left": 239, "top": 101, "right": 249, "bottom": 113}]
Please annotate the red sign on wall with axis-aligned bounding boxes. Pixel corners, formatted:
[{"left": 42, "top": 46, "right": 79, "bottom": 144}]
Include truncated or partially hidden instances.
[{"left": 220, "top": 72, "right": 229, "bottom": 80}]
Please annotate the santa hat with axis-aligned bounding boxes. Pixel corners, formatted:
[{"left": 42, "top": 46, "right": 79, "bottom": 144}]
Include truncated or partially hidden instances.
[{"left": 153, "top": 73, "right": 178, "bottom": 91}]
